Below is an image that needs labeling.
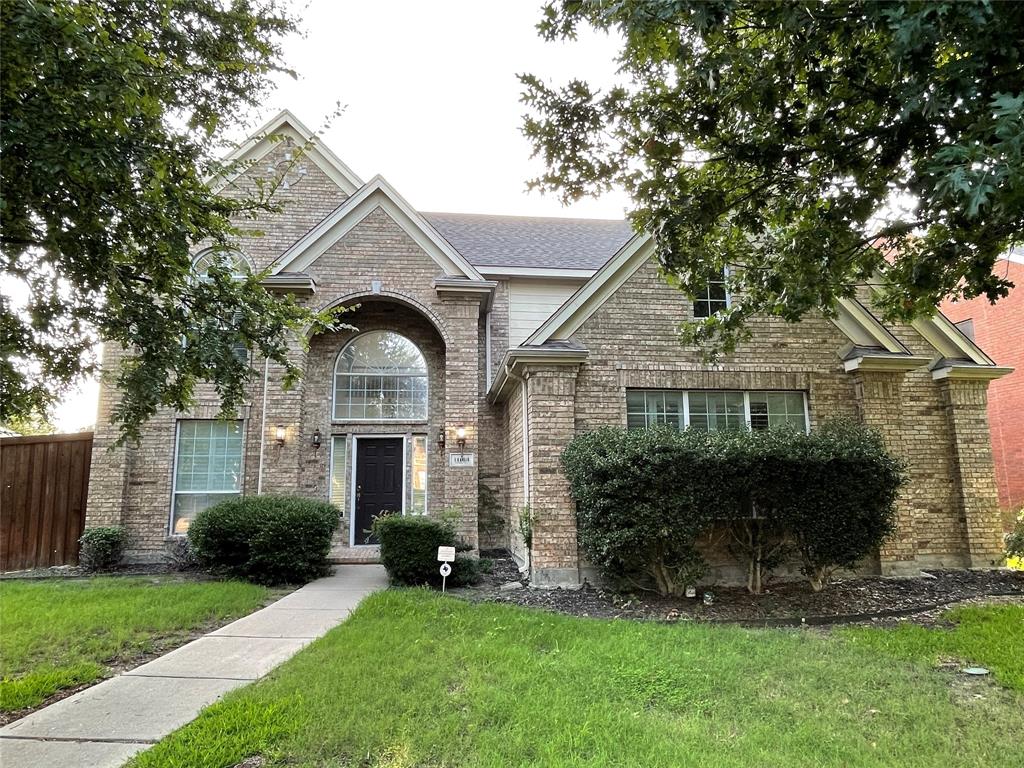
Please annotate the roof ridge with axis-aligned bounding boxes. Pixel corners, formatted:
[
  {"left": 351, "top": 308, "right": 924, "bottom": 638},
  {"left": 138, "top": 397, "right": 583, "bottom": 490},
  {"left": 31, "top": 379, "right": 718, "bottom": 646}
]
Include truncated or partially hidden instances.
[{"left": 422, "top": 211, "right": 630, "bottom": 224}]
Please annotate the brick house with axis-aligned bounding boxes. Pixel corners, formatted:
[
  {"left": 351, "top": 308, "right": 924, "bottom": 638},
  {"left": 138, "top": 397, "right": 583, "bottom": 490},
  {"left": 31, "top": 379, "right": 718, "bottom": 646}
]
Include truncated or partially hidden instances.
[
  {"left": 940, "top": 251, "right": 1024, "bottom": 515},
  {"left": 86, "top": 111, "right": 1014, "bottom": 586}
]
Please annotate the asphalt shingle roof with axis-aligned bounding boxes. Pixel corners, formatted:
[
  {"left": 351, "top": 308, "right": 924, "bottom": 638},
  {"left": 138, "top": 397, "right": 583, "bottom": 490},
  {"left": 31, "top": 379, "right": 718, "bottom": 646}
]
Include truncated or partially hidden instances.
[{"left": 422, "top": 212, "right": 634, "bottom": 271}]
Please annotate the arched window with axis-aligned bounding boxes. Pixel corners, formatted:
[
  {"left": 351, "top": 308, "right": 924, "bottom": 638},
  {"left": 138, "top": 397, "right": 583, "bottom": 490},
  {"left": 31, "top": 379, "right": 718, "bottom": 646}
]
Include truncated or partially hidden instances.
[
  {"left": 333, "top": 331, "right": 428, "bottom": 420},
  {"left": 192, "top": 248, "right": 252, "bottom": 279}
]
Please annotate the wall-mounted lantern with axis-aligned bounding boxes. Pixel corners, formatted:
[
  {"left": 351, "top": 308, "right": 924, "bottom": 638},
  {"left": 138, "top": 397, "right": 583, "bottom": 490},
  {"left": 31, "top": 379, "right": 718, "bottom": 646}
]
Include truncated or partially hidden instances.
[
  {"left": 436, "top": 430, "right": 446, "bottom": 454},
  {"left": 311, "top": 428, "right": 323, "bottom": 450},
  {"left": 274, "top": 424, "right": 286, "bottom": 446},
  {"left": 455, "top": 425, "right": 467, "bottom": 452}
]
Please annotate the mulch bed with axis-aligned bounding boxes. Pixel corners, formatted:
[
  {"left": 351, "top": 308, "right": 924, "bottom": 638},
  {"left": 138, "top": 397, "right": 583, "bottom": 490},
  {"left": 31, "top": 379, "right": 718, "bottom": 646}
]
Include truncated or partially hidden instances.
[{"left": 459, "top": 552, "right": 1024, "bottom": 627}]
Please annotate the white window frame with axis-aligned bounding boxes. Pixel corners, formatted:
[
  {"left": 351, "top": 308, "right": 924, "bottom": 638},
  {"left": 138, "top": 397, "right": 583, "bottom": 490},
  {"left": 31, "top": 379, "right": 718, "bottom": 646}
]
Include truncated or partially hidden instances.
[
  {"left": 692, "top": 266, "right": 731, "bottom": 319},
  {"left": 168, "top": 419, "right": 245, "bottom": 536},
  {"left": 332, "top": 331, "right": 429, "bottom": 423},
  {"left": 626, "top": 389, "right": 810, "bottom": 434},
  {"left": 410, "top": 434, "right": 429, "bottom": 515}
]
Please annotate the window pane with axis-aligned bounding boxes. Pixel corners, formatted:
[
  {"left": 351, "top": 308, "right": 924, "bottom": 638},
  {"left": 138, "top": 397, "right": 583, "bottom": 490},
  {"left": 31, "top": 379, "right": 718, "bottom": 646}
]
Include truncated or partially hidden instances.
[
  {"left": 334, "top": 331, "right": 428, "bottom": 422},
  {"left": 411, "top": 436, "right": 428, "bottom": 514},
  {"left": 330, "top": 436, "right": 347, "bottom": 510},
  {"left": 173, "top": 420, "right": 242, "bottom": 534}
]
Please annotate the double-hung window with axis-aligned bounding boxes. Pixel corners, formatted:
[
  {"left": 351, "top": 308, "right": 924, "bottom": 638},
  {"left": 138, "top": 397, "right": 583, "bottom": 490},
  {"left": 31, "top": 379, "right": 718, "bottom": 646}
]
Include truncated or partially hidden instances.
[
  {"left": 627, "top": 390, "right": 808, "bottom": 432},
  {"left": 171, "top": 420, "right": 244, "bottom": 534}
]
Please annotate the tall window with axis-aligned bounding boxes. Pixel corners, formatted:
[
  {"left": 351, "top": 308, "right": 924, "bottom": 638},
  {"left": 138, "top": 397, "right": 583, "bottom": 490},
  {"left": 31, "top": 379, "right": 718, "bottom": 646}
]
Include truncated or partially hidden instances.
[
  {"left": 171, "top": 420, "right": 243, "bottom": 534},
  {"left": 191, "top": 249, "right": 251, "bottom": 362},
  {"left": 692, "top": 269, "right": 729, "bottom": 318},
  {"left": 626, "top": 390, "right": 808, "bottom": 432},
  {"left": 333, "top": 331, "right": 428, "bottom": 421}
]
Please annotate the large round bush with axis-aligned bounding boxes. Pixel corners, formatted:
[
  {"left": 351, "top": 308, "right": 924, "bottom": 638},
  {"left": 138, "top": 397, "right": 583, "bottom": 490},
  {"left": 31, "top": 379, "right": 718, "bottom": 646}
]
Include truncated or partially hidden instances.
[
  {"left": 188, "top": 495, "right": 338, "bottom": 585},
  {"left": 372, "top": 514, "right": 482, "bottom": 587}
]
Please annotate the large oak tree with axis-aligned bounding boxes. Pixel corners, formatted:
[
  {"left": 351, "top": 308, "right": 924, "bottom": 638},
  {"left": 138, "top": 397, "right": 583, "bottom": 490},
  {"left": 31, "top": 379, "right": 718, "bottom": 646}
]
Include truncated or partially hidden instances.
[
  {"left": 521, "top": 1, "right": 1023, "bottom": 353},
  {"left": 1, "top": 0, "right": 333, "bottom": 440}
]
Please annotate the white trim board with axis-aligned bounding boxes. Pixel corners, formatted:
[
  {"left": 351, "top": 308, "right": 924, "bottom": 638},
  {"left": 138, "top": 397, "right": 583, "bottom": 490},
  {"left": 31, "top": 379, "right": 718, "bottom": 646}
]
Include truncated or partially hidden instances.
[
  {"left": 271, "top": 175, "right": 484, "bottom": 281},
  {"left": 210, "top": 109, "right": 363, "bottom": 196}
]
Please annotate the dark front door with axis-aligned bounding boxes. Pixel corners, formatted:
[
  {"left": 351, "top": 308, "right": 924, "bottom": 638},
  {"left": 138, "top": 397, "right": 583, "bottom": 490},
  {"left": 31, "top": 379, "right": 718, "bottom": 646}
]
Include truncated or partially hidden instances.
[{"left": 354, "top": 437, "right": 403, "bottom": 545}]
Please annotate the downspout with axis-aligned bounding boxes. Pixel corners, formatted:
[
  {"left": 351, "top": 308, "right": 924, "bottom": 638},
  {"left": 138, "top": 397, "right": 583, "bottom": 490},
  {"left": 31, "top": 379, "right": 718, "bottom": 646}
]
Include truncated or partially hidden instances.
[
  {"left": 256, "top": 356, "right": 270, "bottom": 494},
  {"left": 485, "top": 309, "right": 493, "bottom": 392},
  {"left": 504, "top": 361, "right": 530, "bottom": 572}
]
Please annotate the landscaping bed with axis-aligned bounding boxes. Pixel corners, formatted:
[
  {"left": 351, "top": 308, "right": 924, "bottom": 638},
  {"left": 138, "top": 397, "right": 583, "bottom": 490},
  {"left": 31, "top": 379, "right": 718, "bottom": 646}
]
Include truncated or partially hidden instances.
[{"left": 458, "top": 553, "right": 1024, "bottom": 626}]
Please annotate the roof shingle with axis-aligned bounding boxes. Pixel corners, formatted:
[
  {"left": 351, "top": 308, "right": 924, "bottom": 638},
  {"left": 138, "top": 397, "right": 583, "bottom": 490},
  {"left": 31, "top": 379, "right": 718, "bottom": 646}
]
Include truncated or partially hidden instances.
[{"left": 422, "top": 212, "right": 634, "bottom": 270}]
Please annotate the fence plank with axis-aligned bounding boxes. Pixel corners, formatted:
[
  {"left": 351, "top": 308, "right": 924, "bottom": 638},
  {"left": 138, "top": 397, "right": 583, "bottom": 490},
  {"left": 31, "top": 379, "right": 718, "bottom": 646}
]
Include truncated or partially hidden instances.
[{"left": 0, "top": 433, "right": 93, "bottom": 571}]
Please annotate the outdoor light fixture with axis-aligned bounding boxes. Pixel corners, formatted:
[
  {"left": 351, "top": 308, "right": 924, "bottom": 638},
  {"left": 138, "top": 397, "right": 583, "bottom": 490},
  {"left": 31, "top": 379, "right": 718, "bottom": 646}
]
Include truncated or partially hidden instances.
[
  {"left": 436, "top": 430, "right": 446, "bottom": 454},
  {"left": 456, "top": 425, "right": 467, "bottom": 452},
  {"left": 311, "top": 428, "right": 322, "bottom": 450},
  {"left": 274, "top": 425, "right": 286, "bottom": 446}
]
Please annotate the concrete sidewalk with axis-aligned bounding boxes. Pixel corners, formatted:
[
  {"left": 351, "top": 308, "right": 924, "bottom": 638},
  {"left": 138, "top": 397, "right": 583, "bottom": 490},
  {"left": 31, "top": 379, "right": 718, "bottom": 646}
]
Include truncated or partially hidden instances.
[{"left": 0, "top": 565, "right": 387, "bottom": 768}]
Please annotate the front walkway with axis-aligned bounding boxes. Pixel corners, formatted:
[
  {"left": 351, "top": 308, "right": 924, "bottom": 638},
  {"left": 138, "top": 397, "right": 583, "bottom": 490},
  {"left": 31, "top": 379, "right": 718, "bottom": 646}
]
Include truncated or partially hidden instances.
[{"left": 0, "top": 565, "right": 388, "bottom": 768}]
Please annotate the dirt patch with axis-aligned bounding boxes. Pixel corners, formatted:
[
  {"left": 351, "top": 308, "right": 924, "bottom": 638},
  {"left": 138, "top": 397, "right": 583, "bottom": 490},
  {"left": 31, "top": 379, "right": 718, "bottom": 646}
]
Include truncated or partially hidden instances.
[{"left": 455, "top": 553, "right": 1024, "bottom": 626}]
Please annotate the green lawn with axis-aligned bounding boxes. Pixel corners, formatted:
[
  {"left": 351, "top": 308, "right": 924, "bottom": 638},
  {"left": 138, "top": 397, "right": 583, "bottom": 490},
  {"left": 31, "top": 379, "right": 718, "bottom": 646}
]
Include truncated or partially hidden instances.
[
  {"left": 0, "top": 576, "right": 270, "bottom": 712},
  {"left": 130, "top": 591, "right": 1023, "bottom": 768},
  {"left": 839, "top": 603, "right": 1024, "bottom": 692}
]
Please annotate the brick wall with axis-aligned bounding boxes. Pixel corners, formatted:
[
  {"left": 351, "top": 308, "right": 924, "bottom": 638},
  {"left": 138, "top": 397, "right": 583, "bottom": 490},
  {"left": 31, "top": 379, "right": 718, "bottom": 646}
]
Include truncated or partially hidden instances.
[
  {"left": 940, "top": 258, "right": 1023, "bottom": 512},
  {"left": 515, "top": 258, "right": 1003, "bottom": 582}
]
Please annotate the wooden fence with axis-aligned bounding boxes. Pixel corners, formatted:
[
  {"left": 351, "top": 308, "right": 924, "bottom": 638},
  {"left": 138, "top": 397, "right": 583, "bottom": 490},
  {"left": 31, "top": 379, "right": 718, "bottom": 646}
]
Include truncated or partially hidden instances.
[{"left": 0, "top": 433, "right": 93, "bottom": 571}]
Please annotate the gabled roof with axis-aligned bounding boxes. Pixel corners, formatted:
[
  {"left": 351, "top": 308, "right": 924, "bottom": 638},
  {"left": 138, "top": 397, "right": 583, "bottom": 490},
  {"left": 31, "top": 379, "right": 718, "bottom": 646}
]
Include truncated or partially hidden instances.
[
  {"left": 271, "top": 175, "right": 485, "bottom": 280},
  {"left": 520, "top": 232, "right": 1007, "bottom": 379},
  {"left": 423, "top": 212, "right": 633, "bottom": 270},
  {"left": 211, "top": 109, "right": 364, "bottom": 196}
]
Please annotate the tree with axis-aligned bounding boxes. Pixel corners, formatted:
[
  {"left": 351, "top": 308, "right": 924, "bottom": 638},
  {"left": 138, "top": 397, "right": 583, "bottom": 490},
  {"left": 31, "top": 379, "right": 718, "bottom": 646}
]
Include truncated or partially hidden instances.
[
  {"left": 1, "top": 408, "right": 56, "bottom": 436},
  {"left": 521, "top": 1, "right": 1024, "bottom": 353},
  {"left": 1, "top": 0, "right": 334, "bottom": 441}
]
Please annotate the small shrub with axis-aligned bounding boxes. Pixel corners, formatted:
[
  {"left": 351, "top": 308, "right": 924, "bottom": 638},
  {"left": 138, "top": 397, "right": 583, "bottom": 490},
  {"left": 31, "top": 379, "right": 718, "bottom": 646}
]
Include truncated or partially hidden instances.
[
  {"left": 449, "top": 553, "right": 486, "bottom": 587},
  {"left": 188, "top": 495, "right": 337, "bottom": 585},
  {"left": 373, "top": 514, "right": 454, "bottom": 586},
  {"left": 1006, "top": 511, "right": 1024, "bottom": 564},
  {"left": 78, "top": 526, "right": 128, "bottom": 571},
  {"left": 516, "top": 504, "right": 534, "bottom": 550}
]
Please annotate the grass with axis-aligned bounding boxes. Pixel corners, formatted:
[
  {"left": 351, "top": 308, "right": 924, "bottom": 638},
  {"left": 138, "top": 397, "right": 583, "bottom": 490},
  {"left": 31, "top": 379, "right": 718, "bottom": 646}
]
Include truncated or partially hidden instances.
[
  {"left": 129, "top": 590, "right": 1023, "bottom": 768},
  {"left": 839, "top": 603, "right": 1024, "bottom": 692},
  {"left": 0, "top": 576, "right": 270, "bottom": 712}
]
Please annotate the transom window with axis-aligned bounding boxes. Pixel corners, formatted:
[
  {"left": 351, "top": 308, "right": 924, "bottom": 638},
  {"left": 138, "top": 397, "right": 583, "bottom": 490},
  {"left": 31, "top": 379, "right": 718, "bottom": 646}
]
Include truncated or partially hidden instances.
[
  {"left": 171, "top": 420, "right": 243, "bottom": 534},
  {"left": 192, "top": 248, "right": 251, "bottom": 279},
  {"left": 333, "top": 331, "right": 428, "bottom": 421},
  {"left": 626, "top": 390, "right": 807, "bottom": 432},
  {"left": 693, "top": 269, "right": 729, "bottom": 318}
]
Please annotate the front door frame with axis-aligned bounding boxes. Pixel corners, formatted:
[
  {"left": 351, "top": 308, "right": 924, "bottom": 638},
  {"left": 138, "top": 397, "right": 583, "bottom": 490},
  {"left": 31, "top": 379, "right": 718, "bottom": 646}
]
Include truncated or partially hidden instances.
[{"left": 350, "top": 434, "right": 407, "bottom": 547}]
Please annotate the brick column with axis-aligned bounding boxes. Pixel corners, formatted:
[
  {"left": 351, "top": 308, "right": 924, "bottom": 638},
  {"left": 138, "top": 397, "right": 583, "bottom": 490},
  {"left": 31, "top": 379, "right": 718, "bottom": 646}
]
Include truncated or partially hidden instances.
[
  {"left": 936, "top": 378, "right": 1004, "bottom": 567},
  {"left": 440, "top": 296, "right": 480, "bottom": 550},
  {"left": 525, "top": 364, "right": 581, "bottom": 587},
  {"left": 851, "top": 370, "right": 917, "bottom": 570}
]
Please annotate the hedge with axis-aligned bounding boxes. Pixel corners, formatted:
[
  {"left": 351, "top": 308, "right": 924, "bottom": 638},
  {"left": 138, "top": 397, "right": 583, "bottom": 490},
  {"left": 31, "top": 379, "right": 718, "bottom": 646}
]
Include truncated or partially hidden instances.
[
  {"left": 561, "top": 420, "right": 904, "bottom": 594},
  {"left": 188, "top": 495, "right": 337, "bottom": 585},
  {"left": 372, "top": 514, "right": 483, "bottom": 587}
]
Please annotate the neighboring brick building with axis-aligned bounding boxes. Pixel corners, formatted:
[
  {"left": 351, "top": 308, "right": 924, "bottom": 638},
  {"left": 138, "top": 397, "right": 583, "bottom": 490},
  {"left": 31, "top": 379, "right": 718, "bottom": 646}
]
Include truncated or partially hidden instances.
[
  {"left": 940, "top": 252, "right": 1024, "bottom": 514},
  {"left": 87, "top": 111, "right": 1013, "bottom": 585}
]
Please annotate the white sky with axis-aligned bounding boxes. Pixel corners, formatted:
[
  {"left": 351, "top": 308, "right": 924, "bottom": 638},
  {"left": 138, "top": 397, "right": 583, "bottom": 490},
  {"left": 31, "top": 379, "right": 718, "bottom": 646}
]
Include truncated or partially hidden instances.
[{"left": 53, "top": 0, "right": 628, "bottom": 431}]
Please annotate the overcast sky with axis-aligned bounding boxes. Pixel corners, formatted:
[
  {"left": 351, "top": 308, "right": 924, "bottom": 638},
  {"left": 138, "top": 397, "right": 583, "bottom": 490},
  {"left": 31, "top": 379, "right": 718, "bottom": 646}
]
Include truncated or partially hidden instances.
[{"left": 54, "top": 0, "right": 628, "bottom": 430}]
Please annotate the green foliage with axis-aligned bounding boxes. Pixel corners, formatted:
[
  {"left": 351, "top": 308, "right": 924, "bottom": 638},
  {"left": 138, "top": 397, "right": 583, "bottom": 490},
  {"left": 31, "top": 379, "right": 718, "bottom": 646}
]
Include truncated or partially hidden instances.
[
  {"left": 477, "top": 483, "right": 506, "bottom": 542},
  {"left": 1006, "top": 510, "right": 1024, "bottom": 561},
  {"left": 0, "top": 0, "right": 344, "bottom": 440},
  {"left": 516, "top": 504, "right": 534, "bottom": 550},
  {"left": 0, "top": 408, "right": 56, "bottom": 436},
  {"left": 0, "top": 576, "right": 267, "bottom": 711},
  {"left": 522, "top": 2, "right": 1024, "bottom": 355},
  {"left": 187, "top": 495, "right": 337, "bottom": 586},
  {"left": 561, "top": 421, "right": 904, "bottom": 594},
  {"left": 372, "top": 515, "right": 482, "bottom": 587},
  {"left": 78, "top": 526, "right": 128, "bottom": 572}
]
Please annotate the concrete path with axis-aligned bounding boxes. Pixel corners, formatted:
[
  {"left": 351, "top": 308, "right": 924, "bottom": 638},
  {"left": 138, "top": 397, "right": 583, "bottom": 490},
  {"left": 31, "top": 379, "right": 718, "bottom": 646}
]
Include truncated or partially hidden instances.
[{"left": 0, "top": 565, "right": 387, "bottom": 768}]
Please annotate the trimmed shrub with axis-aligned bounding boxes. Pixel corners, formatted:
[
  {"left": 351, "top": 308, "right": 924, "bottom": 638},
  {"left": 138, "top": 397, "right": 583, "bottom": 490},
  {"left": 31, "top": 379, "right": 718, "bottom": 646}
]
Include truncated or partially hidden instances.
[
  {"left": 562, "top": 427, "right": 734, "bottom": 596},
  {"left": 562, "top": 420, "right": 905, "bottom": 595},
  {"left": 188, "top": 495, "right": 337, "bottom": 585},
  {"left": 753, "top": 421, "right": 904, "bottom": 591},
  {"left": 78, "top": 526, "right": 128, "bottom": 571},
  {"left": 372, "top": 514, "right": 483, "bottom": 587}
]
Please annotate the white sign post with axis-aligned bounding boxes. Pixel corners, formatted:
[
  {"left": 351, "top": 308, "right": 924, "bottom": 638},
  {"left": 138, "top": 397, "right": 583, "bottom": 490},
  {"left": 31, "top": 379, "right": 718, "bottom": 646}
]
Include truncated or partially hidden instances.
[{"left": 437, "top": 545, "right": 456, "bottom": 592}]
